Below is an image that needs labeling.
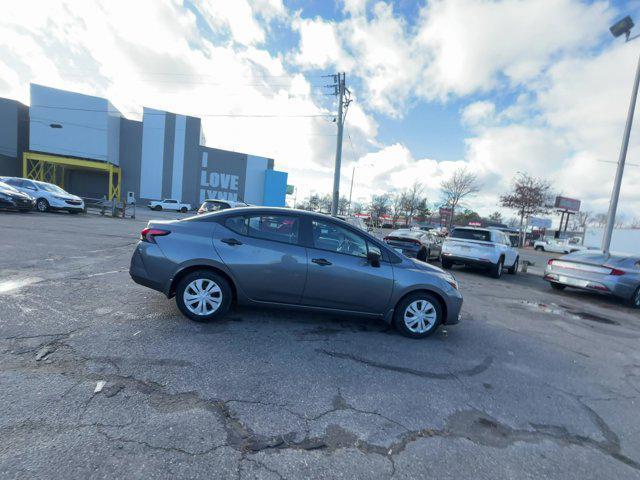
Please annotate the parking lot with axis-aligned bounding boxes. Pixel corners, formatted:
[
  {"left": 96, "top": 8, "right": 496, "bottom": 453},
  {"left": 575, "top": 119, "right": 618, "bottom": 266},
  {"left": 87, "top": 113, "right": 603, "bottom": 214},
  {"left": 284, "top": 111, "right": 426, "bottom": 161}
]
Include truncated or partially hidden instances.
[{"left": 1, "top": 211, "right": 639, "bottom": 479}]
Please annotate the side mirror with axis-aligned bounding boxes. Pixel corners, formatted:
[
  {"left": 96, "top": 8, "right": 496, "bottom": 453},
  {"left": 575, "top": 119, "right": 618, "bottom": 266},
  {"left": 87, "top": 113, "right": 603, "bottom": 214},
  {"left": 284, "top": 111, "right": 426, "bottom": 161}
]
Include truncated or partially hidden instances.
[{"left": 367, "top": 250, "right": 381, "bottom": 267}]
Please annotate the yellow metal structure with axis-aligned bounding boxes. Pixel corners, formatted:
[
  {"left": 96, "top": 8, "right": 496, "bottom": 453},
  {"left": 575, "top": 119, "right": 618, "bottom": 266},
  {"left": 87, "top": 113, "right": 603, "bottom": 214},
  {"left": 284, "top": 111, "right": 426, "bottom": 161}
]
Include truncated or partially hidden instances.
[{"left": 22, "top": 151, "right": 121, "bottom": 201}]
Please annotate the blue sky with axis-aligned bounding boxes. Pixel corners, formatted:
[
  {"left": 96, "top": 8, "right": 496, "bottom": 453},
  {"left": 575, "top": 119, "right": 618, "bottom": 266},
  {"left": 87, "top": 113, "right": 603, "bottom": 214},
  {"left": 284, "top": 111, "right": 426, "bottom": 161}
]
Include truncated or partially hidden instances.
[{"left": 3, "top": 0, "right": 640, "bottom": 221}]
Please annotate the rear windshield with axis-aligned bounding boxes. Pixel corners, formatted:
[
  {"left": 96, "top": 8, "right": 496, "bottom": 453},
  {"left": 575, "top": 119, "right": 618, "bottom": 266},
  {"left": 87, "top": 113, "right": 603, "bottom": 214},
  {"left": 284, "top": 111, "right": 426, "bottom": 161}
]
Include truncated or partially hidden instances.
[{"left": 450, "top": 228, "right": 491, "bottom": 242}]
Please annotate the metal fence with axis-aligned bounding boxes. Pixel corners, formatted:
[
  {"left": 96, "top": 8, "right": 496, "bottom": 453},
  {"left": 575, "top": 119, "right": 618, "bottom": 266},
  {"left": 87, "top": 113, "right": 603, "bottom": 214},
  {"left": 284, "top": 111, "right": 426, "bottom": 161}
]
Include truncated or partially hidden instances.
[{"left": 81, "top": 197, "right": 136, "bottom": 219}]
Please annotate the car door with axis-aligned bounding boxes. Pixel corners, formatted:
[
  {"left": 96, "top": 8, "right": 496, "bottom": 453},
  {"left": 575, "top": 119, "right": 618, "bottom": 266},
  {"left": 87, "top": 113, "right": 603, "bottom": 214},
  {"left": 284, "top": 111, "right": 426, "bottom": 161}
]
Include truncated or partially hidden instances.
[
  {"left": 301, "top": 218, "right": 394, "bottom": 314},
  {"left": 213, "top": 213, "right": 308, "bottom": 304}
]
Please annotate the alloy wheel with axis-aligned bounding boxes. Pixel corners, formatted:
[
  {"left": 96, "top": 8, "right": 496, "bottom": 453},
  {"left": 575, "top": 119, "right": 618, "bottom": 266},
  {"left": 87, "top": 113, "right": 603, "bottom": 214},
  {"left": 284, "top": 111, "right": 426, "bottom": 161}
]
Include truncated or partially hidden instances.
[
  {"left": 183, "top": 278, "right": 222, "bottom": 316},
  {"left": 403, "top": 299, "right": 437, "bottom": 334}
]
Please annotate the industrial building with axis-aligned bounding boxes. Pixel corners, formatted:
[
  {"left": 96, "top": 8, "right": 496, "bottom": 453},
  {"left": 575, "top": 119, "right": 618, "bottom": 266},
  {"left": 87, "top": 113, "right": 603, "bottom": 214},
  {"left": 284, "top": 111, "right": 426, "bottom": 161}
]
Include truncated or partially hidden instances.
[{"left": 0, "top": 84, "right": 288, "bottom": 207}]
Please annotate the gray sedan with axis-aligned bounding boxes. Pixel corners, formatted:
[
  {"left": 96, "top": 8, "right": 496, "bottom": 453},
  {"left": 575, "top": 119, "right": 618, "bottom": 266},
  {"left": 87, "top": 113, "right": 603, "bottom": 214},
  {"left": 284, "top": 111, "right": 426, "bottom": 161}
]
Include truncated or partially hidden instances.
[
  {"left": 544, "top": 251, "right": 640, "bottom": 308},
  {"left": 383, "top": 229, "right": 442, "bottom": 262},
  {"left": 130, "top": 207, "right": 462, "bottom": 338}
]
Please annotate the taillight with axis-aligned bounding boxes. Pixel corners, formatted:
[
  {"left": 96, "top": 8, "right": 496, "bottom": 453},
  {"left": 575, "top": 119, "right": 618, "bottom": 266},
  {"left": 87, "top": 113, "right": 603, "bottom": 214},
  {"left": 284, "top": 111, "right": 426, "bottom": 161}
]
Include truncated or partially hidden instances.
[
  {"left": 140, "top": 227, "right": 170, "bottom": 243},
  {"left": 547, "top": 259, "right": 555, "bottom": 266},
  {"left": 383, "top": 236, "right": 390, "bottom": 242},
  {"left": 609, "top": 268, "right": 625, "bottom": 276}
]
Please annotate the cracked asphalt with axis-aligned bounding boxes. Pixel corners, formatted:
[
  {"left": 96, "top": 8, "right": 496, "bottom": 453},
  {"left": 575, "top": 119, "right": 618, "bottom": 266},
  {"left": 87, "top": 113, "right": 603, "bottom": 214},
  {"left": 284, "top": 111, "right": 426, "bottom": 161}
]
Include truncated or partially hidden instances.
[{"left": 1, "top": 211, "right": 639, "bottom": 479}]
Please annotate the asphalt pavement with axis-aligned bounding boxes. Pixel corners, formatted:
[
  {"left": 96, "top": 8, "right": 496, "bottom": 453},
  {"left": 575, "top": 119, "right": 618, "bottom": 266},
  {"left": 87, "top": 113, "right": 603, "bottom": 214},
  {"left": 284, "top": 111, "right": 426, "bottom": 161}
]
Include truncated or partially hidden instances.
[{"left": 1, "top": 211, "right": 639, "bottom": 479}]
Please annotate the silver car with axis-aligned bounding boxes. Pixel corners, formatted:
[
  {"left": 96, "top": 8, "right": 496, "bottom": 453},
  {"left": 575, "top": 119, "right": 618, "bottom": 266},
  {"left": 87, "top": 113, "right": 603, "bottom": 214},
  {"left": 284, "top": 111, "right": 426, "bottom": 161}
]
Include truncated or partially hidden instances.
[
  {"left": 544, "top": 251, "right": 640, "bottom": 308},
  {"left": 130, "top": 207, "right": 463, "bottom": 338}
]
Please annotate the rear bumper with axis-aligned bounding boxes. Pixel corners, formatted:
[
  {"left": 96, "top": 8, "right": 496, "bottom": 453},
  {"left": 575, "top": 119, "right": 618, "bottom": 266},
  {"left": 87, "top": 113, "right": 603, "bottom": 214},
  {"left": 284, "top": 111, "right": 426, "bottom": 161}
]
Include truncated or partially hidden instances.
[
  {"left": 442, "top": 254, "right": 495, "bottom": 268},
  {"left": 129, "top": 247, "right": 165, "bottom": 293},
  {"left": 543, "top": 272, "right": 635, "bottom": 300}
]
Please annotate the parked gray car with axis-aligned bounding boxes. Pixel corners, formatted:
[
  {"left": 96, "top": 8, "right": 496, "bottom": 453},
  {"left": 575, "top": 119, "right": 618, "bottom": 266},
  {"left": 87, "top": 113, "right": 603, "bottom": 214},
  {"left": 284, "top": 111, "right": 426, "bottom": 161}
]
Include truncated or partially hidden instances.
[
  {"left": 544, "top": 251, "right": 640, "bottom": 308},
  {"left": 130, "top": 208, "right": 462, "bottom": 338},
  {"left": 383, "top": 229, "right": 442, "bottom": 262}
]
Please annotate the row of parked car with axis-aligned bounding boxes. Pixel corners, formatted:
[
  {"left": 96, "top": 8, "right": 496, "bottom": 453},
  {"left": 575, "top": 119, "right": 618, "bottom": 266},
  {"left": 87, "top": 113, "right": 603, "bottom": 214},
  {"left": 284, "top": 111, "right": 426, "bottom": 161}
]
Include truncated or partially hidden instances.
[
  {"left": 382, "top": 224, "right": 640, "bottom": 308},
  {"left": 0, "top": 176, "right": 85, "bottom": 213}
]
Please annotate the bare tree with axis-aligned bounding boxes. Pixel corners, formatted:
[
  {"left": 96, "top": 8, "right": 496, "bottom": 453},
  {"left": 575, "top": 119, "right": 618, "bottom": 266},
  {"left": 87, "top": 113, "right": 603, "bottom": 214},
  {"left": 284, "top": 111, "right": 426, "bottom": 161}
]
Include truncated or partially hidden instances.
[
  {"left": 488, "top": 211, "right": 503, "bottom": 223},
  {"left": 368, "top": 194, "right": 391, "bottom": 226},
  {"left": 593, "top": 213, "right": 608, "bottom": 228},
  {"left": 338, "top": 197, "right": 349, "bottom": 216},
  {"left": 571, "top": 210, "right": 592, "bottom": 231},
  {"left": 440, "top": 167, "right": 480, "bottom": 229},
  {"left": 390, "top": 192, "right": 406, "bottom": 227},
  {"left": 351, "top": 201, "right": 364, "bottom": 215},
  {"left": 402, "top": 181, "right": 425, "bottom": 226},
  {"left": 500, "top": 173, "right": 553, "bottom": 246}
]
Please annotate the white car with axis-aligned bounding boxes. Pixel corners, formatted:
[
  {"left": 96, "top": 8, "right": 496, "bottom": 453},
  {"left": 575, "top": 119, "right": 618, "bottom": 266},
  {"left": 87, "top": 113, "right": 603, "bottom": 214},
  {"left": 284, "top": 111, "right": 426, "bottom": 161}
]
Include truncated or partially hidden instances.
[
  {"left": 441, "top": 227, "right": 519, "bottom": 278},
  {"left": 1, "top": 177, "right": 84, "bottom": 213},
  {"left": 148, "top": 199, "right": 192, "bottom": 212},
  {"left": 534, "top": 238, "right": 587, "bottom": 254}
]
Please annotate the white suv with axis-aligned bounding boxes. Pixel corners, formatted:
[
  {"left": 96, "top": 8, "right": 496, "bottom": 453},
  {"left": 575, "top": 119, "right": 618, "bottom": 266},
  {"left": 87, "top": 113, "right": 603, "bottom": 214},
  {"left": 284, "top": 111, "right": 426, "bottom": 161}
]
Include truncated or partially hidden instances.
[
  {"left": 441, "top": 227, "right": 519, "bottom": 278},
  {"left": 1, "top": 177, "right": 85, "bottom": 214}
]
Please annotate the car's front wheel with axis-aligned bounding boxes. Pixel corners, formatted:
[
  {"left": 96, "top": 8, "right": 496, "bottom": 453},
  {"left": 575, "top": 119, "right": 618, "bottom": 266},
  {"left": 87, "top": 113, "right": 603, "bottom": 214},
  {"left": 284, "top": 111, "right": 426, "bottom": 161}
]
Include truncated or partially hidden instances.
[
  {"left": 176, "top": 270, "right": 232, "bottom": 322},
  {"left": 550, "top": 282, "right": 566, "bottom": 290},
  {"left": 394, "top": 293, "right": 442, "bottom": 339},
  {"left": 154, "top": 205, "right": 162, "bottom": 211},
  {"left": 441, "top": 258, "right": 452, "bottom": 269},
  {"left": 180, "top": 207, "right": 188, "bottom": 213},
  {"left": 535, "top": 246, "right": 544, "bottom": 251},
  {"left": 417, "top": 248, "right": 428, "bottom": 262},
  {"left": 36, "top": 198, "right": 49, "bottom": 212},
  {"left": 507, "top": 256, "right": 519, "bottom": 274}
]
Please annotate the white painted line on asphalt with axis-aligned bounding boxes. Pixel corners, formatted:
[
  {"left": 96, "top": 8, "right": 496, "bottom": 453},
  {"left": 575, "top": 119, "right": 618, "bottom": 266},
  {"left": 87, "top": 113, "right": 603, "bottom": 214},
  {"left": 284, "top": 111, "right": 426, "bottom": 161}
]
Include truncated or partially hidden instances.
[{"left": 94, "top": 381, "right": 106, "bottom": 393}]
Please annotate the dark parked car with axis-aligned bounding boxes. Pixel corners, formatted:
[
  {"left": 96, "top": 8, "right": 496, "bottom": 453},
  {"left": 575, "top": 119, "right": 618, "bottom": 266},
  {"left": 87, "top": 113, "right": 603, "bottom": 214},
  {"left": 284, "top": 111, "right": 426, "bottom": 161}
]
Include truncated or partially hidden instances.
[
  {"left": 130, "top": 208, "right": 462, "bottom": 338},
  {"left": 197, "top": 199, "right": 248, "bottom": 214},
  {"left": 0, "top": 181, "right": 35, "bottom": 212},
  {"left": 384, "top": 229, "right": 442, "bottom": 262},
  {"left": 544, "top": 251, "right": 640, "bottom": 308}
]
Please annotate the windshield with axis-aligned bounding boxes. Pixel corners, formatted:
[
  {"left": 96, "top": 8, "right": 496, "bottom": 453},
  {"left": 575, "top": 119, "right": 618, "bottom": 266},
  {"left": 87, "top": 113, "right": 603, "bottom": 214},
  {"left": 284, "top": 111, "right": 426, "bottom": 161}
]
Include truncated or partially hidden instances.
[{"left": 36, "top": 182, "right": 67, "bottom": 194}]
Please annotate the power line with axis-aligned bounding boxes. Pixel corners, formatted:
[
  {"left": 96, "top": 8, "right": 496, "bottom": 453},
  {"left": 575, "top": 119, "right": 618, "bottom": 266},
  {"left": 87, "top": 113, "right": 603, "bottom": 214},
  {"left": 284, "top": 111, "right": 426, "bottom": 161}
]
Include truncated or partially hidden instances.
[{"left": 29, "top": 104, "right": 334, "bottom": 118}]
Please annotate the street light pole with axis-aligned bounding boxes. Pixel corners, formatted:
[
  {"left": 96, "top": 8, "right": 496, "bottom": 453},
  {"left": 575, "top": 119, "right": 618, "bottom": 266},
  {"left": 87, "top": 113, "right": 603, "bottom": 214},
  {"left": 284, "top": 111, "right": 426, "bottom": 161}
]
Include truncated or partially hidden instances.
[
  {"left": 347, "top": 166, "right": 355, "bottom": 215},
  {"left": 602, "top": 18, "right": 640, "bottom": 253}
]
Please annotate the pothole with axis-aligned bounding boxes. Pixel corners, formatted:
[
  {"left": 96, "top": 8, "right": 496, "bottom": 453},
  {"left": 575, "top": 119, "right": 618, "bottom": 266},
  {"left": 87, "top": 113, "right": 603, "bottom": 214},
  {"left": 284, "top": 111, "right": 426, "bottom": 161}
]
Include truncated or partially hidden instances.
[{"left": 513, "top": 300, "right": 618, "bottom": 325}]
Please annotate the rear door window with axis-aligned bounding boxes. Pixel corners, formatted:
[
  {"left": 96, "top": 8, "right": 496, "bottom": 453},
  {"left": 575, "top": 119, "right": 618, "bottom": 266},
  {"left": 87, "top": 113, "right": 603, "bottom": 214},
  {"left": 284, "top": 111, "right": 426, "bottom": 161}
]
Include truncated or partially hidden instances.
[
  {"left": 248, "top": 215, "right": 300, "bottom": 245},
  {"left": 225, "top": 216, "right": 248, "bottom": 235},
  {"left": 450, "top": 228, "right": 491, "bottom": 242}
]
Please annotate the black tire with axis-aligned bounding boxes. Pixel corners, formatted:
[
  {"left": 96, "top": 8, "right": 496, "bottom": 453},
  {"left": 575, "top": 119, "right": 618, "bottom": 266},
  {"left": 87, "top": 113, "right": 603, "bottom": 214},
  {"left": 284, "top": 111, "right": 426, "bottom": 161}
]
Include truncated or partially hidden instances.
[
  {"left": 628, "top": 287, "right": 640, "bottom": 309},
  {"left": 535, "top": 246, "right": 544, "bottom": 251},
  {"left": 550, "top": 282, "right": 566, "bottom": 290},
  {"left": 154, "top": 205, "right": 162, "bottom": 211},
  {"left": 417, "top": 248, "right": 428, "bottom": 262},
  {"left": 507, "top": 256, "right": 519, "bottom": 275},
  {"left": 18, "top": 209, "right": 31, "bottom": 213},
  {"left": 491, "top": 258, "right": 504, "bottom": 279},
  {"left": 176, "top": 270, "right": 232, "bottom": 322},
  {"left": 68, "top": 210, "right": 80, "bottom": 214},
  {"left": 36, "top": 198, "right": 49, "bottom": 212},
  {"left": 180, "top": 207, "right": 188, "bottom": 213},
  {"left": 393, "top": 292, "right": 442, "bottom": 339},
  {"left": 441, "top": 258, "right": 452, "bottom": 269}
]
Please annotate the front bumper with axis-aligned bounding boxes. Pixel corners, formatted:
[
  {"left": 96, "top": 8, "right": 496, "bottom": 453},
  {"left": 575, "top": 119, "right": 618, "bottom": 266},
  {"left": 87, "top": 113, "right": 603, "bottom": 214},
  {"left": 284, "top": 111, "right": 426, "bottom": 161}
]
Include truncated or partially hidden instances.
[{"left": 0, "top": 197, "right": 35, "bottom": 211}]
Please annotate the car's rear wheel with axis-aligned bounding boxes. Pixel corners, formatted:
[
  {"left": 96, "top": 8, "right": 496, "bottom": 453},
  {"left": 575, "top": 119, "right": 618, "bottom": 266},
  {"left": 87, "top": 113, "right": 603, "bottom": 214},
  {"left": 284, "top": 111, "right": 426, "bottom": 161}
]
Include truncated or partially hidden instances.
[
  {"left": 417, "top": 248, "right": 428, "bottom": 262},
  {"left": 176, "top": 270, "right": 231, "bottom": 322},
  {"left": 394, "top": 292, "right": 442, "bottom": 339},
  {"left": 491, "top": 258, "right": 504, "bottom": 278},
  {"left": 441, "top": 258, "right": 452, "bottom": 269},
  {"left": 36, "top": 198, "right": 49, "bottom": 212},
  {"left": 550, "top": 282, "right": 566, "bottom": 290},
  {"left": 180, "top": 207, "right": 188, "bottom": 213},
  {"left": 628, "top": 287, "right": 640, "bottom": 309},
  {"left": 535, "top": 246, "right": 544, "bottom": 251},
  {"left": 507, "top": 256, "right": 519, "bottom": 274}
]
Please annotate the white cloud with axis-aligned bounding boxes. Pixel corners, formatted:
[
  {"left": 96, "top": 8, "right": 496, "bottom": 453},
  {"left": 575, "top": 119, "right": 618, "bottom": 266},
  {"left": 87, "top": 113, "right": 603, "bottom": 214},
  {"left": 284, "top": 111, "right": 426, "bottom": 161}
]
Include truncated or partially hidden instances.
[{"left": 461, "top": 101, "right": 495, "bottom": 126}]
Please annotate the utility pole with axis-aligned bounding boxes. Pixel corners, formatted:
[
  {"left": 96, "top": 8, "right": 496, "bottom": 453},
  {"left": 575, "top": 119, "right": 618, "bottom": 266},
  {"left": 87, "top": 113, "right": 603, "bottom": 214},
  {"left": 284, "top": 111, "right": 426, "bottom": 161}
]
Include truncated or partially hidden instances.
[
  {"left": 326, "top": 73, "right": 350, "bottom": 216},
  {"left": 347, "top": 165, "right": 355, "bottom": 215}
]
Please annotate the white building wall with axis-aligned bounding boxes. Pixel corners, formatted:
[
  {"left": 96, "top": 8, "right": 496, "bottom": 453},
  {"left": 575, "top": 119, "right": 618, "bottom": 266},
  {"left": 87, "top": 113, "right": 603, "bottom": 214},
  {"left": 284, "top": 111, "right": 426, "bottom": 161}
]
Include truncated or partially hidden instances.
[
  {"left": 139, "top": 108, "right": 166, "bottom": 200},
  {"left": 29, "top": 84, "right": 121, "bottom": 164}
]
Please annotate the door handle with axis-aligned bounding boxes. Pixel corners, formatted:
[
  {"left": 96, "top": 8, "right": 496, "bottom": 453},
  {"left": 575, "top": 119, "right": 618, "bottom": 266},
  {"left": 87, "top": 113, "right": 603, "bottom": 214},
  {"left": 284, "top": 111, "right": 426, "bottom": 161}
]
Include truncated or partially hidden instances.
[
  {"left": 221, "top": 238, "right": 242, "bottom": 246},
  {"left": 312, "top": 258, "right": 332, "bottom": 266}
]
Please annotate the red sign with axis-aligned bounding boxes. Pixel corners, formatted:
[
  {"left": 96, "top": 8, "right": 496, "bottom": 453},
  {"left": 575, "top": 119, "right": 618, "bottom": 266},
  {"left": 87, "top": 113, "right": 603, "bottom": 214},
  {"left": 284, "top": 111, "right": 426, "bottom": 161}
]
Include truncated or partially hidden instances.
[{"left": 468, "top": 221, "right": 482, "bottom": 227}]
